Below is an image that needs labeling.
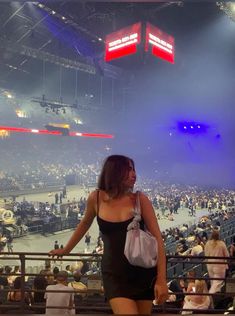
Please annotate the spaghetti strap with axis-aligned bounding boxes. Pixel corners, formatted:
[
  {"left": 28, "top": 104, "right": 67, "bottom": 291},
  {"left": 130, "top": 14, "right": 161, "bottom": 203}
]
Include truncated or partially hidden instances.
[{"left": 96, "top": 189, "right": 100, "bottom": 215}]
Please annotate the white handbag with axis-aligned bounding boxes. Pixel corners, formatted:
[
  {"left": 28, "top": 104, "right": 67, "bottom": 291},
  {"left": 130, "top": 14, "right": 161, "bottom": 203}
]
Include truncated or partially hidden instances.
[{"left": 124, "top": 191, "right": 158, "bottom": 268}]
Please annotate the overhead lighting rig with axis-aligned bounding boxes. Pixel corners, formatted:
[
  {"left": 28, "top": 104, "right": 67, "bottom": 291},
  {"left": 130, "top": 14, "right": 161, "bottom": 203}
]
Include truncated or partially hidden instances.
[
  {"left": 31, "top": 95, "right": 77, "bottom": 114},
  {"left": 0, "top": 39, "right": 96, "bottom": 74}
]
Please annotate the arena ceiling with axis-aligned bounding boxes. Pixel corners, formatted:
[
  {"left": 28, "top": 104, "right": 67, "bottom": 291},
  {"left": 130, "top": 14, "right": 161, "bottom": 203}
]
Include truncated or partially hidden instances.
[
  {"left": 0, "top": 2, "right": 223, "bottom": 86},
  {"left": 0, "top": 2, "right": 234, "bottom": 131}
]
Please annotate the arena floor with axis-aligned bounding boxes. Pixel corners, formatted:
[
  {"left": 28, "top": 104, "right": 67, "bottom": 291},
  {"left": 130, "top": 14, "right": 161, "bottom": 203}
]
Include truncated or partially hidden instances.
[{"left": 1, "top": 185, "right": 209, "bottom": 268}]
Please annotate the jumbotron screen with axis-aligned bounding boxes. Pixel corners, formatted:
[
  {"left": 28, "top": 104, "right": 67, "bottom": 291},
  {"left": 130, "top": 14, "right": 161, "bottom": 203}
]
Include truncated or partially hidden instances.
[
  {"left": 105, "top": 22, "right": 142, "bottom": 62},
  {"left": 145, "top": 22, "right": 175, "bottom": 64}
]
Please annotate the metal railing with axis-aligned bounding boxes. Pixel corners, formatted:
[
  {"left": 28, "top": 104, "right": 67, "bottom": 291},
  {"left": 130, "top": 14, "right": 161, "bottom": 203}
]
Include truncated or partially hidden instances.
[{"left": 0, "top": 252, "right": 235, "bottom": 314}]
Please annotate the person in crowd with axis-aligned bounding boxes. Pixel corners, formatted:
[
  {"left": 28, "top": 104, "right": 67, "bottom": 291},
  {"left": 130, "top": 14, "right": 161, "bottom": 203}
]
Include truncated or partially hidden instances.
[
  {"left": 176, "top": 239, "right": 189, "bottom": 255},
  {"left": 65, "top": 265, "right": 73, "bottom": 277},
  {"left": 165, "top": 279, "right": 185, "bottom": 309},
  {"left": 44, "top": 270, "right": 75, "bottom": 314},
  {"left": 80, "top": 261, "right": 90, "bottom": 275},
  {"left": 6, "top": 234, "right": 13, "bottom": 253},
  {"left": 31, "top": 275, "right": 47, "bottom": 313},
  {"left": 49, "top": 154, "right": 168, "bottom": 314},
  {"left": 55, "top": 193, "right": 59, "bottom": 204},
  {"left": 229, "top": 236, "right": 235, "bottom": 257},
  {"left": 63, "top": 186, "right": 67, "bottom": 198},
  {"left": 94, "top": 239, "right": 104, "bottom": 254},
  {"left": 84, "top": 232, "right": 91, "bottom": 250},
  {"left": 7, "top": 276, "right": 32, "bottom": 305},
  {"left": 11, "top": 265, "right": 21, "bottom": 283},
  {"left": 60, "top": 192, "right": 63, "bottom": 204},
  {"left": 32, "top": 275, "right": 48, "bottom": 303},
  {"left": 185, "top": 270, "right": 196, "bottom": 293},
  {"left": 195, "top": 234, "right": 205, "bottom": 250},
  {"left": 53, "top": 266, "right": 60, "bottom": 279},
  {"left": 58, "top": 244, "right": 64, "bottom": 260},
  {"left": 0, "top": 266, "right": 8, "bottom": 287},
  {"left": 190, "top": 240, "right": 204, "bottom": 256},
  {"left": 5, "top": 266, "right": 13, "bottom": 285},
  {"left": 204, "top": 229, "right": 229, "bottom": 293},
  {"left": 68, "top": 270, "right": 87, "bottom": 297},
  {"left": 182, "top": 280, "right": 210, "bottom": 314},
  {"left": 0, "top": 234, "right": 6, "bottom": 252}
]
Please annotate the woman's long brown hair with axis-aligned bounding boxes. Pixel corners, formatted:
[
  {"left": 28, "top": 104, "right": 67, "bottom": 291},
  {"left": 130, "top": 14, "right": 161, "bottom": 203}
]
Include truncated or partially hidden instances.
[{"left": 98, "top": 155, "right": 135, "bottom": 198}]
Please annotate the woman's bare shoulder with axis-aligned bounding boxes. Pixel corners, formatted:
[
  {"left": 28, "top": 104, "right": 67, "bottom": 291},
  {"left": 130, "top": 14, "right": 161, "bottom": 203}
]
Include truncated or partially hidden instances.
[
  {"left": 88, "top": 190, "right": 99, "bottom": 201},
  {"left": 138, "top": 191, "right": 151, "bottom": 203}
]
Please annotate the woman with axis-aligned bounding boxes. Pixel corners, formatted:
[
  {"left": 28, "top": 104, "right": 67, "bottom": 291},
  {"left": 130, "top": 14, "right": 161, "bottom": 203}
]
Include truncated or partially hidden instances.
[
  {"left": 7, "top": 276, "right": 32, "bottom": 305},
  {"left": 182, "top": 280, "right": 210, "bottom": 314},
  {"left": 49, "top": 155, "right": 168, "bottom": 314},
  {"left": 195, "top": 234, "right": 205, "bottom": 250},
  {"left": 204, "top": 229, "right": 229, "bottom": 293}
]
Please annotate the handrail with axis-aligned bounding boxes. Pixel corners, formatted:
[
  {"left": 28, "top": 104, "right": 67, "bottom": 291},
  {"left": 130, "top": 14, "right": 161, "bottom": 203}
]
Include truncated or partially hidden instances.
[{"left": 0, "top": 252, "right": 235, "bottom": 314}]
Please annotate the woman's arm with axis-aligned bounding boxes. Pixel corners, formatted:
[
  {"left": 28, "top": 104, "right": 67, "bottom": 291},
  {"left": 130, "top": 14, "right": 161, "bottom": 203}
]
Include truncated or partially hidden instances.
[
  {"left": 222, "top": 242, "right": 229, "bottom": 260},
  {"left": 49, "top": 191, "right": 97, "bottom": 256},
  {"left": 229, "top": 245, "right": 234, "bottom": 257},
  {"left": 139, "top": 192, "right": 168, "bottom": 304}
]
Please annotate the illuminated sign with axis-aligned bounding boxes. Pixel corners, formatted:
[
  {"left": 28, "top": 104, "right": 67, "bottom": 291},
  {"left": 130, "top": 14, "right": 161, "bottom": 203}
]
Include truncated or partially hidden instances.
[
  {"left": 105, "top": 22, "right": 141, "bottom": 62},
  {"left": 145, "top": 22, "right": 175, "bottom": 63}
]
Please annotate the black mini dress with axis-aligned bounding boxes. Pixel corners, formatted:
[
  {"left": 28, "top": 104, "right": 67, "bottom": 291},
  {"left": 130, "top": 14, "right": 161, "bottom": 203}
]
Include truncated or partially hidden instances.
[{"left": 97, "top": 212, "right": 156, "bottom": 301}]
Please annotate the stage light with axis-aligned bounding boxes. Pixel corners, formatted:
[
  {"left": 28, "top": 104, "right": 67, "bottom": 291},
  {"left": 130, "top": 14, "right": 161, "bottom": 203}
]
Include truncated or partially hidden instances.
[
  {"left": 51, "top": 10, "right": 56, "bottom": 15},
  {"left": 98, "top": 37, "right": 103, "bottom": 41},
  {"left": 62, "top": 16, "right": 66, "bottom": 20},
  {"left": 31, "top": 129, "right": 39, "bottom": 133},
  {"left": 76, "top": 132, "right": 82, "bottom": 136},
  {"left": 6, "top": 93, "right": 13, "bottom": 99},
  {"left": 38, "top": 3, "right": 44, "bottom": 8},
  {"left": 177, "top": 121, "right": 209, "bottom": 134}
]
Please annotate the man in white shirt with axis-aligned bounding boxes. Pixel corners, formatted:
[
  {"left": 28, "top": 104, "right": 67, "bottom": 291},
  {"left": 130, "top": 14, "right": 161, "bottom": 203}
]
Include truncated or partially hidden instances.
[{"left": 45, "top": 270, "right": 75, "bottom": 314}]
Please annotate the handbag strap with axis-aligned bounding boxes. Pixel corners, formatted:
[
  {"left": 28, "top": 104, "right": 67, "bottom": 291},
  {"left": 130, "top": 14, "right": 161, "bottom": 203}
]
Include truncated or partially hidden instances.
[
  {"left": 127, "top": 191, "right": 141, "bottom": 231},
  {"left": 135, "top": 191, "right": 141, "bottom": 216}
]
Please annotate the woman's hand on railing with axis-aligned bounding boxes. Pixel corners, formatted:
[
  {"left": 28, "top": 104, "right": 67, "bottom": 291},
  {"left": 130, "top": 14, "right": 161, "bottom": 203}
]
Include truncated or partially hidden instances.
[{"left": 48, "top": 248, "right": 68, "bottom": 258}]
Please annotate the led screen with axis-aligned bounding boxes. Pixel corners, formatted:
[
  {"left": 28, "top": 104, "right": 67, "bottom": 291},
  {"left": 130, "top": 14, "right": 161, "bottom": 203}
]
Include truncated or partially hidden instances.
[
  {"left": 145, "top": 22, "right": 174, "bottom": 64},
  {"left": 105, "top": 22, "right": 142, "bottom": 62}
]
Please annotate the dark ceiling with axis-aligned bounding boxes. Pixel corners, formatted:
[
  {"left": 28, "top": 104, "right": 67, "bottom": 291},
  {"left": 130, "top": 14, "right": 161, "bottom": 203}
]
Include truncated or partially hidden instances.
[
  {"left": 0, "top": 1, "right": 230, "bottom": 129},
  {"left": 0, "top": 2, "right": 223, "bottom": 89},
  {"left": 1, "top": 2, "right": 235, "bottom": 187}
]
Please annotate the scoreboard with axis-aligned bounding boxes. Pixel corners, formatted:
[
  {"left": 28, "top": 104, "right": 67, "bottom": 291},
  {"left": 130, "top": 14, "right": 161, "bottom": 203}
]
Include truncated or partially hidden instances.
[
  {"left": 145, "top": 22, "right": 174, "bottom": 64},
  {"left": 105, "top": 22, "right": 142, "bottom": 62},
  {"left": 105, "top": 22, "right": 174, "bottom": 64}
]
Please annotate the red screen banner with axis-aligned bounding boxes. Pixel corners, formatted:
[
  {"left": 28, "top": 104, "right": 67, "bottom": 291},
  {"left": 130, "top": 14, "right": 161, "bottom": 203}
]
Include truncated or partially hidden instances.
[
  {"left": 105, "top": 22, "right": 142, "bottom": 62},
  {"left": 145, "top": 22, "right": 175, "bottom": 64}
]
